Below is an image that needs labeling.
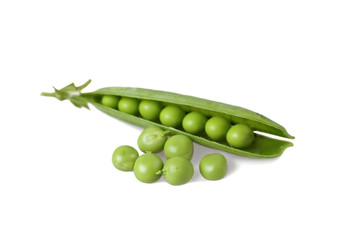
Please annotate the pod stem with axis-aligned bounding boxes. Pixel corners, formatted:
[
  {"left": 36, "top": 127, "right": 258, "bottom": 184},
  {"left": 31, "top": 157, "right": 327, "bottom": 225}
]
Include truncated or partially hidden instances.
[
  {"left": 40, "top": 92, "right": 56, "bottom": 97},
  {"left": 40, "top": 79, "right": 92, "bottom": 109}
]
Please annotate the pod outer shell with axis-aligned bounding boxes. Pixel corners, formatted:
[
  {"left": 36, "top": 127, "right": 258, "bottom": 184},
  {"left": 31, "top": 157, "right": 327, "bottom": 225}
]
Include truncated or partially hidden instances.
[
  {"left": 42, "top": 81, "right": 294, "bottom": 158},
  {"left": 88, "top": 100, "right": 293, "bottom": 158},
  {"left": 86, "top": 87, "right": 294, "bottom": 139}
]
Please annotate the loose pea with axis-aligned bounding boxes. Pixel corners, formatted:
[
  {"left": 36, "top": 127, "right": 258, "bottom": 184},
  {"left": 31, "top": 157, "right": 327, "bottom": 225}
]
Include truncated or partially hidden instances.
[
  {"left": 118, "top": 97, "right": 139, "bottom": 115},
  {"left": 101, "top": 95, "right": 119, "bottom": 109},
  {"left": 226, "top": 124, "right": 254, "bottom": 148},
  {"left": 137, "top": 126, "right": 169, "bottom": 153},
  {"left": 133, "top": 153, "right": 163, "bottom": 183},
  {"left": 199, "top": 153, "right": 227, "bottom": 180},
  {"left": 112, "top": 145, "right": 139, "bottom": 171},
  {"left": 162, "top": 157, "right": 194, "bottom": 185},
  {"left": 139, "top": 100, "right": 163, "bottom": 121},
  {"left": 164, "top": 135, "right": 193, "bottom": 160},
  {"left": 159, "top": 105, "right": 185, "bottom": 128},
  {"left": 182, "top": 111, "right": 207, "bottom": 135},
  {"left": 205, "top": 116, "right": 231, "bottom": 141}
]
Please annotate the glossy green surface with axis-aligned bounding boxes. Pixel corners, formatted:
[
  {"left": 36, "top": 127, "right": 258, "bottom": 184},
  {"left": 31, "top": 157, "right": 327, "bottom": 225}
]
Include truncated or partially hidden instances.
[
  {"left": 133, "top": 153, "right": 163, "bottom": 183},
  {"left": 101, "top": 95, "right": 119, "bottom": 109},
  {"left": 137, "top": 126, "right": 168, "bottom": 153},
  {"left": 205, "top": 116, "right": 231, "bottom": 141},
  {"left": 159, "top": 105, "right": 185, "bottom": 128},
  {"left": 112, "top": 145, "right": 139, "bottom": 171},
  {"left": 118, "top": 97, "right": 139, "bottom": 115},
  {"left": 164, "top": 135, "right": 193, "bottom": 160},
  {"left": 200, "top": 153, "right": 227, "bottom": 180},
  {"left": 139, "top": 100, "right": 163, "bottom": 121},
  {"left": 162, "top": 157, "right": 194, "bottom": 185},
  {"left": 182, "top": 111, "right": 207, "bottom": 134},
  {"left": 226, "top": 124, "right": 254, "bottom": 149}
]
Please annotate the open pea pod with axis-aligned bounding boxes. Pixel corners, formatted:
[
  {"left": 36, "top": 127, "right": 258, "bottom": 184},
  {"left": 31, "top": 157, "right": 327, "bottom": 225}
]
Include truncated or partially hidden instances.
[{"left": 41, "top": 80, "right": 294, "bottom": 158}]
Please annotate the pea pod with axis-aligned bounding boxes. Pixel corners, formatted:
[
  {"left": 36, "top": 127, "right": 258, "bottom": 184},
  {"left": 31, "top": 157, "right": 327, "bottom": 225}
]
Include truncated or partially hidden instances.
[{"left": 41, "top": 80, "right": 294, "bottom": 158}]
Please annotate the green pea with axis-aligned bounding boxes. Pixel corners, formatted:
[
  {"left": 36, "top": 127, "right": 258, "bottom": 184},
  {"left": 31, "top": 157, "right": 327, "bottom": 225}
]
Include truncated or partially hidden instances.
[
  {"left": 162, "top": 157, "right": 194, "bottom": 185},
  {"left": 199, "top": 153, "right": 227, "bottom": 180},
  {"left": 112, "top": 145, "right": 139, "bottom": 171},
  {"left": 226, "top": 124, "right": 254, "bottom": 148},
  {"left": 133, "top": 153, "right": 163, "bottom": 183},
  {"left": 205, "top": 116, "right": 231, "bottom": 141},
  {"left": 159, "top": 105, "right": 185, "bottom": 128},
  {"left": 182, "top": 111, "right": 207, "bottom": 135},
  {"left": 164, "top": 135, "right": 193, "bottom": 160},
  {"left": 139, "top": 100, "right": 163, "bottom": 121},
  {"left": 101, "top": 95, "right": 119, "bottom": 109},
  {"left": 118, "top": 97, "right": 139, "bottom": 115},
  {"left": 137, "top": 126, "right": 169, "bottom": 153}
]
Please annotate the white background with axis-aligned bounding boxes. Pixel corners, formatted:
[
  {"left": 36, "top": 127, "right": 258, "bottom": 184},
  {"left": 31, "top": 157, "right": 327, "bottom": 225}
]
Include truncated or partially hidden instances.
[{"left": 1, "top": 1, "right": 359, "bottom": 239}]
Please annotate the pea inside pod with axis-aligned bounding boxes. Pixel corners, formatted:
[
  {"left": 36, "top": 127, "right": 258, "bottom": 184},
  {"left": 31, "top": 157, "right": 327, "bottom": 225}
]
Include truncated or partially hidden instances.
[
  {"left": 226, "top": 124, "right": 254, "bottom": 149},
  {"left": 205, "top": 116, "right": 231, "bottom": 141},
  {"left": 139, "top": 100, "right": 163, "bottom": 121},
  {"left": 118, "top": 97, "right": 139, "bottom": 115},
  {"left": 182, "top": 111, "right": 207, "bottom": 135},
  {"left": 41, "top": 80, "right": 294, "bottom": 158},
  {"left": 101, "top": 95, "right": 119, "bottom": 109}
]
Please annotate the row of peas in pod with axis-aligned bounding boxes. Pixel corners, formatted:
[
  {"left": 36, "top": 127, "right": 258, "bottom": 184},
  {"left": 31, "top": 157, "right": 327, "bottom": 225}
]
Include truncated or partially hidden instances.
[
  {"left": 112, "top": 126, "right": 228, "bottom": 185},
  {"left": 101, "top": 95, "right": 255, "bottom": 149}
]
